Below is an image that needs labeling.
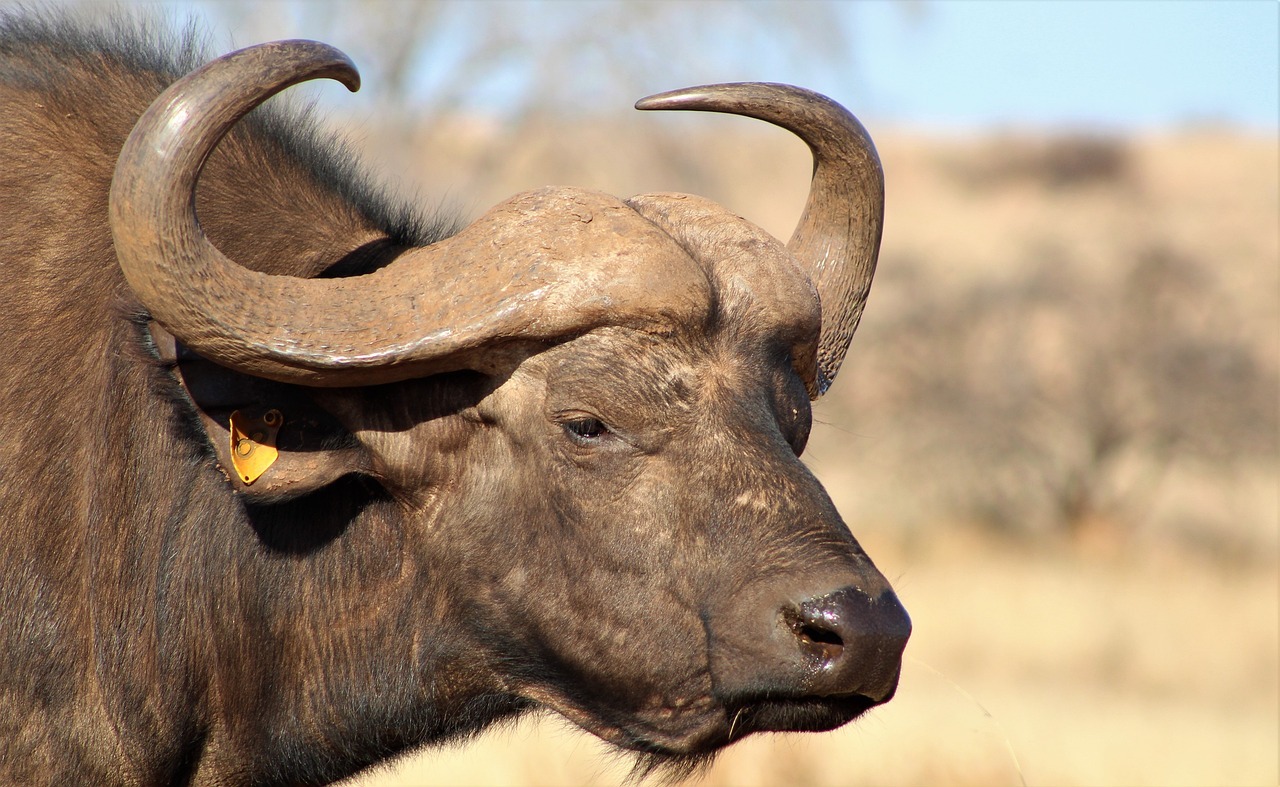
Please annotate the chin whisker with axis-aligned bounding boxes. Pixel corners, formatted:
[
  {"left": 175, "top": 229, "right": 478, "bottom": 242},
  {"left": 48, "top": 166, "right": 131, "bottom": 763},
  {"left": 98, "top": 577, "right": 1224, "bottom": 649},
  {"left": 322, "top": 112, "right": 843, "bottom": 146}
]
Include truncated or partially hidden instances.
[
  {"left": 625, "top": 750, "right": 719, "bottom": 785},
  {"left": 727, "top": 707, "right": 745, "bottom": 741}
]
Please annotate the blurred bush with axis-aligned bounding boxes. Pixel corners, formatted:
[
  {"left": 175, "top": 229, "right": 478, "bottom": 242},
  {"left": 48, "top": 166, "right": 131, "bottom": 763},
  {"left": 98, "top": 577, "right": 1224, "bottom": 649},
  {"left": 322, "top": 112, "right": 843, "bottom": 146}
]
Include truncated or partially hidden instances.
[
  {"left": 843, "top": 241, "right": 1277, "bottom": 540},
  {"left": 821, "top": 131, "right": 1279, "bottom": 552},
  {"left": 945, "top": 134, "right": 1134, "bottom": 190}
]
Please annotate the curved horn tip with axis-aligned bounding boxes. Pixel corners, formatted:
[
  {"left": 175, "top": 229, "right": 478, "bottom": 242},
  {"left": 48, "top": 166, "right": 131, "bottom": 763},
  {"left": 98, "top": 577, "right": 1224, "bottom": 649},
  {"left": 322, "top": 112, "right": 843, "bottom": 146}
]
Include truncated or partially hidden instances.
[
  {"left": 634, "top": 87, "right": 710, "bottom": 111},
  {"left": 635, "top": 82, "right": 834, "bottom": 114},
  {"left": 635, "top": 83, "right": 751, "bottom": 112},
  {"left": 239, "top": 39, "right": 362, "bottom": 93},
  {"left": 290, "top": 39, "right": 362, "bottom": 93},
  {"left": 336, "top": 65, "right": 361, "bottom": 93}
]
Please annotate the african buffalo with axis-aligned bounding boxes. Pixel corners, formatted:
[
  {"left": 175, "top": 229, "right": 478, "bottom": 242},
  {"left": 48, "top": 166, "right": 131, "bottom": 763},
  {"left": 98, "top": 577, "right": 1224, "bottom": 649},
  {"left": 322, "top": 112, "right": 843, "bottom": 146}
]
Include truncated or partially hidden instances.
[{"left": 0, "top": 12, "right": 909, "bottom": 786}]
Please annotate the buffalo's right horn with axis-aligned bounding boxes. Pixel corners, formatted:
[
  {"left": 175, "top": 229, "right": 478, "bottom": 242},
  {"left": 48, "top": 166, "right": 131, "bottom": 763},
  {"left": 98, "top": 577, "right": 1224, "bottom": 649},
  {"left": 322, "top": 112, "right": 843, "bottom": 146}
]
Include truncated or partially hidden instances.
[
  {"left": 636, "top": 84, "right": 884, "bottom": 397},
  {"left": 111, "top": 41, "right": 712, "bottom": 386}
]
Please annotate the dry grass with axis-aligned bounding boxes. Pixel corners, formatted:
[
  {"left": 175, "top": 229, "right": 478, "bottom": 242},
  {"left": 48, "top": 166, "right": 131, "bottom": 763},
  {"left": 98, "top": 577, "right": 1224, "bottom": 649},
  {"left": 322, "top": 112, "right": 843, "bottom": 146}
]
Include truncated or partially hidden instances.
[{"left": 342, "top": 125, "right": 1278, "bottom": 787}]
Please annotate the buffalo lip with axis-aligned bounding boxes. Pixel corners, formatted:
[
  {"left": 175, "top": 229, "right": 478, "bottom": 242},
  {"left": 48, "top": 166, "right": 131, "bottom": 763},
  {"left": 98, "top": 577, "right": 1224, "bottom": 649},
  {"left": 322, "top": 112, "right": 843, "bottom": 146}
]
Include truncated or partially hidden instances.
[{"left": 721, "top": 692, "right": 885, "bottom": 742}]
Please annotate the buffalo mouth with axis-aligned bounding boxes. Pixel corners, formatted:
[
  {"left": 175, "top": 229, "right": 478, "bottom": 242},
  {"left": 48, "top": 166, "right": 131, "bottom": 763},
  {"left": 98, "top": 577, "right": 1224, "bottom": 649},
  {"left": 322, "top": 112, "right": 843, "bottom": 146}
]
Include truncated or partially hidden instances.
[
  {"left": 720, "top": 692, "right": 884, "bottom": 741},
  {"left": 585, "top": 691, "right": 888, "bottom": 781},
  {"left": 536, "top": 687, "right": 887, "bottom": 763}
]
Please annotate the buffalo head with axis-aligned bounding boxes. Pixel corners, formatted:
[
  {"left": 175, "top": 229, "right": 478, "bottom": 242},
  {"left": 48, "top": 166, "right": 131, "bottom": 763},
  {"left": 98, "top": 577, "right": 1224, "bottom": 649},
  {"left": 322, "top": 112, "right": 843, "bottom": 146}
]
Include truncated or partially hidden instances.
[{"left": 109, "top": 41, "right": 909, "bottom": 766}]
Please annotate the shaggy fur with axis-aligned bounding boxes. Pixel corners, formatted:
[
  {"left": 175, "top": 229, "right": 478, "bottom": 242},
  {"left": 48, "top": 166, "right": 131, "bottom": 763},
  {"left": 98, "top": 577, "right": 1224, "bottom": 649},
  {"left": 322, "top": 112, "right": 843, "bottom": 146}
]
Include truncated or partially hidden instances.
[{"left": 0, "top": 11, "right": 475, "bottom": 784}]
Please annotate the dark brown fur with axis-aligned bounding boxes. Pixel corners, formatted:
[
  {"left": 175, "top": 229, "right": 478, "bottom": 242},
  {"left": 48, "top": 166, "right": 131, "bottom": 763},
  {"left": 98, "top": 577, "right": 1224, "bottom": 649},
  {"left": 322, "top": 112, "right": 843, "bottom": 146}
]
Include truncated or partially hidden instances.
[
  {"left": 0, "top": 11, "right": 905, "bottom": 786},
  {"left": 0, "top": 13, "right": 481, "bottom": 784}
]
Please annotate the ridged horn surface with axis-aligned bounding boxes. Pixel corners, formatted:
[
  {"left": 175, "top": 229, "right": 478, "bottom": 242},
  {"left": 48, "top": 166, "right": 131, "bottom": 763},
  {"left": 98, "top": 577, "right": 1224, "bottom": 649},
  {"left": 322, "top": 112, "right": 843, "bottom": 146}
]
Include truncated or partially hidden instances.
[
  {"left": 636, "top": 83, "right": 884, "bottom": 396},
  {"left": 111, "top": 41, "right": 711, "bottom": 386}
]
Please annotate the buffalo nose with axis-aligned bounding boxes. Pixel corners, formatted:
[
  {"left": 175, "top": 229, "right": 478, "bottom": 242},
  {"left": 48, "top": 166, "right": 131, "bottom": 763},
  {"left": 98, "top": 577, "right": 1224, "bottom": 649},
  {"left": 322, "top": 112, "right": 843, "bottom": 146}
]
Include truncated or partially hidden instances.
[{"left": 784, "top": 585, "right": 911, "bottom": 702}]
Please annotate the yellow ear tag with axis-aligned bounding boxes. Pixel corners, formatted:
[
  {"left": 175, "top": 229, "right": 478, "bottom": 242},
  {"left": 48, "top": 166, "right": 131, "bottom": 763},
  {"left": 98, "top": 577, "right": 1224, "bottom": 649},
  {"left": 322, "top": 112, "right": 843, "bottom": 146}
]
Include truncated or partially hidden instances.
[{"left": 228, "top": 409, "right": 282, "bottom": 486}]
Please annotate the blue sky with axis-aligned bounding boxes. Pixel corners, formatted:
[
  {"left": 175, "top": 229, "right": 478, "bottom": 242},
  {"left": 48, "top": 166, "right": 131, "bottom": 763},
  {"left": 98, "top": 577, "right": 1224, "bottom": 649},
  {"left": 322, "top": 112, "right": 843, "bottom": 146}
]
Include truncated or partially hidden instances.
[
  {"left": 845, "top": 0, "right": 1279, "bottom": 131},
  {"left": 171, "top": 0, "right": 1278, "bottom": 132}
]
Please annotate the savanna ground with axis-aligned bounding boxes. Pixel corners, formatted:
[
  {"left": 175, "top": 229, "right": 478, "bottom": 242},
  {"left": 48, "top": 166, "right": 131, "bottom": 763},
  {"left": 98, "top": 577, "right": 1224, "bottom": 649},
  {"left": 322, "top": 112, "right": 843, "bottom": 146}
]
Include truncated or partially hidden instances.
[{"left": 329, "top": 120, "right": 1278, "bottom": 787}]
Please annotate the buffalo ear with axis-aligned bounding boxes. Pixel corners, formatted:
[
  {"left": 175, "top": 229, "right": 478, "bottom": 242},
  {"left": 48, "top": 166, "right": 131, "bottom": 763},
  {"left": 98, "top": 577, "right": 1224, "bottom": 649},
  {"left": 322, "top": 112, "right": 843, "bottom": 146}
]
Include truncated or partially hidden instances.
[{"left": 151, "top": 325, "right": 372, "bottom": 503}]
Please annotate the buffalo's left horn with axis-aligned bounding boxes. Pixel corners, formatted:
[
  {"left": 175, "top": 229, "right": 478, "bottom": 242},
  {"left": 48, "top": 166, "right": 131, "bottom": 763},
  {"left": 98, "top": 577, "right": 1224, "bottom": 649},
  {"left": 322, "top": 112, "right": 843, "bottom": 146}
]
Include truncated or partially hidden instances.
[
  {"left": 111, "top": 41, "right": 711, "bottom": 386},
  {"left": 636, "top": 83, "right": 884, "bottom": 397}
]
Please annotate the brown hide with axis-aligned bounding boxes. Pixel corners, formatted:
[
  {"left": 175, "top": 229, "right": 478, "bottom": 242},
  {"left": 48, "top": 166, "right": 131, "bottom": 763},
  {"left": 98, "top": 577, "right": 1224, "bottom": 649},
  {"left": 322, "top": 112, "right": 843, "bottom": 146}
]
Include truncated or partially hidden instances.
[{"left": 0, "top": 13, "right": 907, "bottom": 786}]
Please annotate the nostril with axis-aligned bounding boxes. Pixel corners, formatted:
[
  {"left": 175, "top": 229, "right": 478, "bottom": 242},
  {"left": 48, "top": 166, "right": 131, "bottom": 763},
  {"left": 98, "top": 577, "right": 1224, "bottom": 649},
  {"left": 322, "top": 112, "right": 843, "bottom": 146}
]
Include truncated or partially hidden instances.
[
  {"left": 798, "top": 622, "right": 844, "bottom": 662},
  {"left": 784, "top": 609, "right": 846, "bottom": 663}
]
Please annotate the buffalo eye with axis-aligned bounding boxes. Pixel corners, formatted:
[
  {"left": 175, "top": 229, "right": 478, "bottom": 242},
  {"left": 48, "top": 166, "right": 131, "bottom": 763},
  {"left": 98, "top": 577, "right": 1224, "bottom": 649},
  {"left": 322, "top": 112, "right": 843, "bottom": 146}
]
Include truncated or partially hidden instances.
[{"left": 561, "top": 417, "right": 610, "bottom": 443}]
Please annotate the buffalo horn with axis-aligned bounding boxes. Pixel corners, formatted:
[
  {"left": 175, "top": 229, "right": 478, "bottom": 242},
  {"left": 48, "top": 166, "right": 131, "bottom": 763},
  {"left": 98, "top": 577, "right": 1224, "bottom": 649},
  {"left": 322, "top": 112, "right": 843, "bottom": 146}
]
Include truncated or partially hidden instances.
[
  {"left": 636, "top": 83, "right": 884, "bottom": 396},
  {"left": 111, "top": 41, "right": 711, "bottom": 386}
]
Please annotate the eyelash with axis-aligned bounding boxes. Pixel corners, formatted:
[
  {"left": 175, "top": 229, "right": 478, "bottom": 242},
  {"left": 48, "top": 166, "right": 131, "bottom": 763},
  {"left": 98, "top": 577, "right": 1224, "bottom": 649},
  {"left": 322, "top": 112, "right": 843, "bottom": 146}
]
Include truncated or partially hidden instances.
[{"left": 561, "top": 417, "right": 610, "bottom": 443}]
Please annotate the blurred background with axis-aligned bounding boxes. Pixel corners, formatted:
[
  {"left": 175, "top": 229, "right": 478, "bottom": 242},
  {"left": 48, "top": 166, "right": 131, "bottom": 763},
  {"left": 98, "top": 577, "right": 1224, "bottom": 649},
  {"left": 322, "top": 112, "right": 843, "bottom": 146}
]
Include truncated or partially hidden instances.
[{"left": 24, "top": 0, "right": 1279, "bottom": 784}]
